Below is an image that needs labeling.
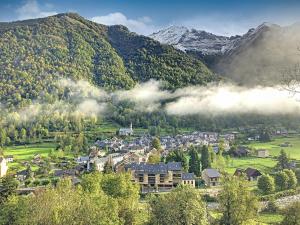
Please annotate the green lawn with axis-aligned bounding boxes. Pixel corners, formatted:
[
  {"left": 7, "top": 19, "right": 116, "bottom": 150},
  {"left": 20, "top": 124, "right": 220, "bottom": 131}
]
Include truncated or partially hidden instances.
[
  {"left": 208, "top": 211, "right": 283, "bottom": 224},
  {"left": 226, "top": 157, "right": 277, "bottom": 174},
  {"left": 4, "top": 143, "right": 56, "bottom": 161},
  {"left": 257, "top": 213, "right": 284, "bottom": 224},
  {"left": 248, "top": 135, "right": 300, "bottom": 160},
  {"left": 224, "top": 135, "right": 300, "bottom": 174}
]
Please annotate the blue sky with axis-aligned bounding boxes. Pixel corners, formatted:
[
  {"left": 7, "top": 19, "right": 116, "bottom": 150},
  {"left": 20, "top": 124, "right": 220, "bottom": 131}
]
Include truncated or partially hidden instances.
[{"left": 1, "top": 0, "right": 300, "bottom": 36}]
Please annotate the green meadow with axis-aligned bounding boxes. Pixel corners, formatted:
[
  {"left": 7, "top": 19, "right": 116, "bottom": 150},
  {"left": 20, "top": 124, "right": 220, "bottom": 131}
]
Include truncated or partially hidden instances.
[
  {"left": 248, "top": 135, "right": 300, "bottom": 159},
  {"left": 4, "top": 143, "right": 56, "bottom": 161},
  {"left": 225, "top": 157, "right": 277, "bottom": 174}
]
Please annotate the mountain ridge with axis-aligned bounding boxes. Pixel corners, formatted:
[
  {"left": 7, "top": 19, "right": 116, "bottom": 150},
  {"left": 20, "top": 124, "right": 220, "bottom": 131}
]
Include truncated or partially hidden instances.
[
  {"left": 150, "top": 22, "right": 300, "bottom": 85},
  {"left": 0, "top": 13, "right": 216, "bottom": 107}
]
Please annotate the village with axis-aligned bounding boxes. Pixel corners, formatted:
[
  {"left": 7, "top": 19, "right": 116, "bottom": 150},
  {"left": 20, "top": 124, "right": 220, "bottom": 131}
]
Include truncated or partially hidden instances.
[{"left": 1, "top": 124, "right": 294, "bottom": 195}]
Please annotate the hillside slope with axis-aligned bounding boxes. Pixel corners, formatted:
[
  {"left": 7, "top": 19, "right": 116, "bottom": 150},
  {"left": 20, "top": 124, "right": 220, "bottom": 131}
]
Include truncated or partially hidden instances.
[
  {"left": 0, "top": 13, "right": 215, "bottom": 107},
  {"left": 150, "top": 23, "right": 300, "bottom": 85}
]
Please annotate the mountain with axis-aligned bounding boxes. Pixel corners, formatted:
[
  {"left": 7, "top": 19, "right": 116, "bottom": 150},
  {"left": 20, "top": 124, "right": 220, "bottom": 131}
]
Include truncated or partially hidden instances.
[
  {"left": 0, "top": 13, "right": 215, "bottom": 107},
  {"left": 149, "top": 26, "right": 240, "bottom": 55},
  {"left": 150, "top": 23, "right": 300, "bottom": 85}
]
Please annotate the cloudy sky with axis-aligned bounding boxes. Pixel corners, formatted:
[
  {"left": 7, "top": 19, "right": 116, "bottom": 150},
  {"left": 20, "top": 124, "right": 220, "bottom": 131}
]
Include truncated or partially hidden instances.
[{"left": 1, "top": 0, "right": 300, "bottom": 36}]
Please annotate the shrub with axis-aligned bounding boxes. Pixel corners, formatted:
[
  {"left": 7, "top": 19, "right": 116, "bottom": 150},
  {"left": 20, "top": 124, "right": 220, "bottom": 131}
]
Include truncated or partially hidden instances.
[
  {"left": 274, "top": 171, "right": 289, "bottom": 191},
  {"left": 283, "top": 169, "right": 297, "bottom": 189},
  {"left": 257, "top": 174, "right": 275, "bottom": 194},
  {"left": 260, "top": 188, "right": 300, "bottom": 201},
  {"left": 24, "top": 179, "right": 31, "bottom": 187},
  {"left": 40, "top": 179, "right": 50, "bottom": 186},
  {"left": 264, "top": 198, "right": 278, "bottom": 213},
  {"left": 32, "top": 180, "right": 41, "bottom": 186}
]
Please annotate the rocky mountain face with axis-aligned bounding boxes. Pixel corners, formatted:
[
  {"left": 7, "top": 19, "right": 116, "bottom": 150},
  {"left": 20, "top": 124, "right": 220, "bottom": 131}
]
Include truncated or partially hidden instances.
[
  {"left": 150, "top": 25, "right": 240, "bottom": 55},
  {"left": 150, "top": 23, "right": 300, "bottom": 85}
]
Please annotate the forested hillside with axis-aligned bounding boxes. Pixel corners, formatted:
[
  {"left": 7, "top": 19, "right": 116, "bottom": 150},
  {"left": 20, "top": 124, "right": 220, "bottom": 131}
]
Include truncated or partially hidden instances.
[{"left": 0, "top": 13, "right": 215, "bottom": 108}]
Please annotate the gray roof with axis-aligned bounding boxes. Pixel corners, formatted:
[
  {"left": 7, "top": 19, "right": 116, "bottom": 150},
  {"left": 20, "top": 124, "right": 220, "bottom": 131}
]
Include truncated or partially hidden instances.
[
  {"left": 167, "top": 162, "right": 182, "bottom": 171},
  {"left": 203, "top": 169, "right": 221, "bottom": 178},
  {"left": 125, "top": 162, "right": 182, "bottom": 174},
  {"left": 182, "top": 173, "right": 195, "bottom": 180}
]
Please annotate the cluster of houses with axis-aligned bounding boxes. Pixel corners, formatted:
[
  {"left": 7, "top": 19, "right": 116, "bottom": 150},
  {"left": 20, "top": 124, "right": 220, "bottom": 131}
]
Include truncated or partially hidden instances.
[
  {"left": 0, "top": 127, "right": 278, "bottom": 194},
  {"left": 87, "top": 131, "right": 238, "bottom": 176},
  {"left": 96, "top": 131, "right": 234, "bottom": 154}
]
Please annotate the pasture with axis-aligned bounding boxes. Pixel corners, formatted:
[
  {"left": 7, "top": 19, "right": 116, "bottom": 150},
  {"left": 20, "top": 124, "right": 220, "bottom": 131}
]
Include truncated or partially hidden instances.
[
  {"left": 225, "top": 157, "right": 277, "bottom": 174},
  {"left": 248, "top": 135, "right": 300, "bottom": 160},
  {"left": 4, "top": 143, "right": 56, "bottom": 161}
]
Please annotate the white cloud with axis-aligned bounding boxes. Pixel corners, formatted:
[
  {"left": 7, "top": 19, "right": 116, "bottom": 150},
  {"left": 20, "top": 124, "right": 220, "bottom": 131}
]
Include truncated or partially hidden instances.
[
  {"left": 16, "top": 0, "right": 57, "bottom": 20},
  {"left": 91, "top": 12, "right": 156, "bottom": 35}
]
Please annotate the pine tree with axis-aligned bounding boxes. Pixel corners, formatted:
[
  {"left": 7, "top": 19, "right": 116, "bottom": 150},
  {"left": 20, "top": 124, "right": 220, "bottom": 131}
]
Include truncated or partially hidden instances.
[
  {"left": 201, "top": 145, "right": 211, "bottom": 170},
  {"left": 276, "top": 149, "right": 290, "bottom": 170},
  {"left": 188, "top": 147, "right": 201, "bottom": 176}
]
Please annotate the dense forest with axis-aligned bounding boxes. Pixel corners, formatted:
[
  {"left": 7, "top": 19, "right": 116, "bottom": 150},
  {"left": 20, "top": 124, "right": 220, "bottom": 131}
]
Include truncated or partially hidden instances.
[{"left": 0, "top": 13, "right": 215, "bottom": 109}]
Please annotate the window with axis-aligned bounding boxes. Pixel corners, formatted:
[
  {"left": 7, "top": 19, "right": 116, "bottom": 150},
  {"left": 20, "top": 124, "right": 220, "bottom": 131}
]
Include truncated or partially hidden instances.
[
  {"left": 138, "top": 174, "right": 144, "bottom": 182},
  {"left": 148, "top": 174, "right": 156, "bottom": 184},
  {"left": 160, "top": 174, "right": 165, "bottom": 183}
]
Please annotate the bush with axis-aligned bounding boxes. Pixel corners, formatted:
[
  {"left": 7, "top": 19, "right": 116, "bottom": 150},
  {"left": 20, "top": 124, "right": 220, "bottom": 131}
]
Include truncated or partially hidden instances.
[
  {"left": 283, "top": 169, "right": 297, "bottom": 189},
  {"left": 40, "top": 179, "right": 50, "bottom": 186},
  {"left": 51, "top": 178, "right": 59, "bottom": 186},
  {"left": 202, "top": 194, "right": 217, "bottom": 202},
  {"left": 264, "top": 198, "right": 278, "bottom": 213},
  {"left": 274, "top": 171, "right": 289, "bottom": 191},
  {"left": 24, "top": 179, "right": 31, "bottom": 187},
  {"left": 257, "top": 174, "right": 275, "bottom": 194},
  {"left": 260, "top": 188, "right": 300, "bottom": 201},
  {"left": 281, "top": 201, "right": 300, "bottom": 225},
  {"left": 295, "top": 169, "right": 300, "bottom": 185},
  {"left": 32, "top": 180, "right": 41, "bottom": 186}
]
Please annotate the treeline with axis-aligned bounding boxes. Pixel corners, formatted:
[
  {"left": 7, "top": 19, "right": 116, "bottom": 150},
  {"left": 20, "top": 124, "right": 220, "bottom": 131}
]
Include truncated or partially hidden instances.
[
  {"left": 109, "top": 100, "right": 300, "bottom": 134},
  {"left": 0, "top": 172, "right": 298, "bottom": 225}
]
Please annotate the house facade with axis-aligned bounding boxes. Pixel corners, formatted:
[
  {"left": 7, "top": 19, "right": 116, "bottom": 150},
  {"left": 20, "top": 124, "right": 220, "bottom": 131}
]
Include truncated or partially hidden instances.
[
  {"left": 234, "top": 167, "right": 262, "bottom": 181},
  {"left": 257, "top": 149, "right": 269, "bottom": 158},
  {"left": 201, "top": 168, "right": 221, "bottom": 187},
  {"left": 0, "top": 157, "right": 8, "bottom": 177},
  {"left": 125, "top": 162, "right": 195, "bottom": 193}
]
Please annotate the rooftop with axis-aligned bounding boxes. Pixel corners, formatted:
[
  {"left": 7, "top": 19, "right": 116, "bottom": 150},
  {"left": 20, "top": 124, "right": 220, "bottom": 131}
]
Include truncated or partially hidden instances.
[
  {"left": 125, "top": 162, "right": 182, "bottom": 174},
  {"left": 182, "top": 172, "right": 195, "bottom": 180},
  {"left": 203, "top": 168, "right": 221, "bottom": 178}
]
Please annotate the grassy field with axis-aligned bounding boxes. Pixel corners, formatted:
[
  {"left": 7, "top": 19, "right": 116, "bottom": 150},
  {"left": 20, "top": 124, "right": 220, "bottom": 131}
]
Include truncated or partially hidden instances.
[
  {"left": 225, "top": 157, "right": 277, "bottom": 174},
  {"left": 4, "top": 143, "right": 56, "bottom": 161},
  {"left": 224, "top": 135, "right": 300, "bottom": 174},
  {"left": 248, "top": 135, "right": 300, "bottom": 159},
  {"left": 209, "top": 211, "right": 283, "bottom": 224},
  {"left": 257, "top": 213, "right": 284, "bottom": 224},
  {"left": 3, "top": 143, "right": 57, "bottom": 172}
]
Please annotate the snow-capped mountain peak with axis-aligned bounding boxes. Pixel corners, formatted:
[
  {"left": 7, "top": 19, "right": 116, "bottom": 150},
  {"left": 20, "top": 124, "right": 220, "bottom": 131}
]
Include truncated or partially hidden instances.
[
  {"left": 150, "top": 25, "right": 189, "bottom": 45},
  {"left": 149, "top": 26, "right": 241, "bottom": 55},
  {"left": 149, "top": 23, "right": 283, "bottom": 56}
]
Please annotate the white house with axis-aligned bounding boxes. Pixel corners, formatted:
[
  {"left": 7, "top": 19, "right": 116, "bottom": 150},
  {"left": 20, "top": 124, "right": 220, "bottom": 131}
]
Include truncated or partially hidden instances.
[
  {"left": 0, "top": 157, "right": 8, "bottom": 177},
  {"left": 257, "top": 149, "right": 269, "bottom": 158},
  {"left": 93, "top": 153, "right": 125, "bottom": 172}
]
